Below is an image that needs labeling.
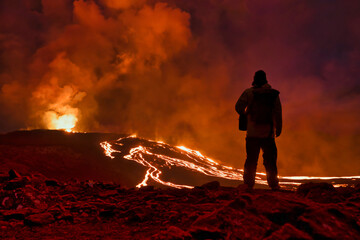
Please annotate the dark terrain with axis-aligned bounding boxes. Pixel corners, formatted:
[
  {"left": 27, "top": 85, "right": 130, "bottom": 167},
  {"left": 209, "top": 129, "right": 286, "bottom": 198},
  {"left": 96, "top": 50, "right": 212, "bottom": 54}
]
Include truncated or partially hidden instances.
[
  {"left": 1, "top": 130, "right": 360, "bottom": 239},
  {"left": 1, "top": 170, "right": 360, "bottom": 239}
]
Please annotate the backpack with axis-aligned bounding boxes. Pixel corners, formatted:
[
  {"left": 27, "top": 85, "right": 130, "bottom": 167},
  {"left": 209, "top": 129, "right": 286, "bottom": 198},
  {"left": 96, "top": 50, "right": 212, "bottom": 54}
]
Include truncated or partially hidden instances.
[{"left": 248, "top": 88, "right": 279, "bottom": 124}]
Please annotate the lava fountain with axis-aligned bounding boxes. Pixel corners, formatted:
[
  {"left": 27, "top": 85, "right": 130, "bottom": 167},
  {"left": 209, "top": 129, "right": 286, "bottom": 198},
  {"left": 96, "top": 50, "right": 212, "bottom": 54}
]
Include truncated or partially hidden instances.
[
  {"left": 44, "top": 111, "right": 78, "bottom": 132},
  {"left": 100, "top": 135, "right": 360, "bottom": 189}
]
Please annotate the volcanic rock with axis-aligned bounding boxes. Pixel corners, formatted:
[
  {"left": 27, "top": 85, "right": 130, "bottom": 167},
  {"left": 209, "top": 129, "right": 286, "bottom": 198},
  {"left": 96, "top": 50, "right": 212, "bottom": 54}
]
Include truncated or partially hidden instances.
[
  {"left": 297, "top": 182, "right": 335, "bottom": 196},
  {"left": 24, "top": 212, "right": 55, "bottom": 226},
  {"left": 60, "top": 212, "right": 74, "bottom": 222},
  {"left": 227, "top": 197, "right": 247, "bottom": 210},
  {"left": 264, "top": 223, "right": 312, "bottom": 240},
  {"left": 139, "top": 185, "right": 154, "bottom": 191},
  {"left": 125, "top": 209, "right": 143, "bottom": 223},
  {"left": 297, "top": 182, "right": 345, "bottom": 203},
  {"left": 2, "top": 210, "right": 26, "bottom": 221},
  {"left": 153, "top": 226, "right": 192, "bottom": 240},
  {"left": 99, "top": 209, "right": 116, "bottom": 218},
  {"left": 207, "top": 190, "right": 233, "bottom": 200},
  {"left": 1, "top": 169, "right": 360, "bottom": 239},
  {"left": 64, "top": 185, "right": 82, "bottom": 192},
  {"left": 0, "top": 220, "right": 10, "bottom": 229},
  {"left": 253, "top": 193, "right": 307, "bottom": 225},
  {"left": 47, "top": 204, "right": 67, "bottom": 220},
  {"left": 1, "top": 196, "right": 15, "bottom": 208},
  {"left": 200, "top": 181, "right": 220, "bottom": 190},
  {"left": 61, "top": 193, "right": 77, "bottom": 201},
  {"left": 3, "top": 178, "right": 28, "bottom": 190},
  {"left": 0, "top": 173, "right": 9, "bottom": 183},
  {"left": 191, "top": 205, "right": 273, "bottom": 239},
  {"left": 190, "top": 227, "right": 225, "bottom": 240},
  {"left": 296, "top": 207, "right": 360, "bottom": 239},
  {"left": 8, "top": 169, "right": 21, "bottom": 180},
  {"left": 45, "top": 180, "right": 59, "bottom": 187},
  {"left": 97, "top": 189, "right": 119, "bottom": 198}
]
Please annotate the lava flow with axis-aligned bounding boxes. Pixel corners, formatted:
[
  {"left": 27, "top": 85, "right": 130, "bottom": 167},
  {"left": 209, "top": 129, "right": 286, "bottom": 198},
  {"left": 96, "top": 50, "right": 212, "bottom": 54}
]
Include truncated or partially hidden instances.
[{"left": 100, "top": 136, "right": 360, "bottom": 189}]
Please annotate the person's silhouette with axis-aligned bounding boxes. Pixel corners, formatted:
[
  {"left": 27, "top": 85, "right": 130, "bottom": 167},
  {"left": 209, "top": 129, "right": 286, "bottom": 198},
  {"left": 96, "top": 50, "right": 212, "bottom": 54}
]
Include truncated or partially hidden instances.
[{"left": 235, "top": 70, "right": 282, "bottom": 190}]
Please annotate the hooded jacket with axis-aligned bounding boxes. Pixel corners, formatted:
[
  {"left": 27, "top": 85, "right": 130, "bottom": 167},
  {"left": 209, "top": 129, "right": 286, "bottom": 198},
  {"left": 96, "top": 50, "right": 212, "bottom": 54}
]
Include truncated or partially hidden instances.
[{"left": 235, "top": 83, "right": 282, "bottom": 138}]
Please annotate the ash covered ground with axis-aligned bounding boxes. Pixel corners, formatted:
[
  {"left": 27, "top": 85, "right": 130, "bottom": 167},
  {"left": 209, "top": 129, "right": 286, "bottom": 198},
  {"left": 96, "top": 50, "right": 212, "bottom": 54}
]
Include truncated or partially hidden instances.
[{"left": 1, "top": 130, "right": 360, "bottom": 239}]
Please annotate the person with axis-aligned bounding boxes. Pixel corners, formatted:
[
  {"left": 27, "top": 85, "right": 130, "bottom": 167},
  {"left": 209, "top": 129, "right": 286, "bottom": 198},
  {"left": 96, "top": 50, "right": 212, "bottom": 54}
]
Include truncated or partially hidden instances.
[{"left": 235, "top": 70, "right": 282, "bottom": 191}]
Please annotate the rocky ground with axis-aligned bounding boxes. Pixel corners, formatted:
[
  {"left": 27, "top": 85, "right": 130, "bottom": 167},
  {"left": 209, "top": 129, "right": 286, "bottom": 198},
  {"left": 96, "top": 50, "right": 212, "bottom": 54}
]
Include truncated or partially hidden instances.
[{"left": 1, "top": 169, "right": 360, "bottom": 239}]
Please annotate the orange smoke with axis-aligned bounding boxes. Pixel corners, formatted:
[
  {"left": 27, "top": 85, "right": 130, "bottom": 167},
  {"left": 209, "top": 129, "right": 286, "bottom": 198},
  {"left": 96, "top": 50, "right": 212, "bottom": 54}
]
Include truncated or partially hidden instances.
[
  {"left": 1, "top": 0, "right": 191, "bottom": 132},
  {"left": 0, "top": 0, "right": 359, "bottom": 176}
]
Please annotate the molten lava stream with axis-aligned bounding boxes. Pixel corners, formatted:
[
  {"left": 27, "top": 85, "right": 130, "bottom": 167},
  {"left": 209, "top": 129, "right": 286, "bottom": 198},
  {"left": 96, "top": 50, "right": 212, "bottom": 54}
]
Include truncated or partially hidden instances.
[{"left": 100, "top": 136, "right": 360, "bottom": 189}]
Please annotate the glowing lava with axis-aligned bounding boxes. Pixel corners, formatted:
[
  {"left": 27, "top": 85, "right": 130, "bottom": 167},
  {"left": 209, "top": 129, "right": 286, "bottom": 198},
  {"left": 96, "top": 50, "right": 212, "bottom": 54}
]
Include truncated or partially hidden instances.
[
  {"left": 100, "top": 136, "right": 243, "bottom": 189},
  {"left": 45, "top": 111, "right": 77, "bottom": 132},
  {"left": 100, "top": 136, "right": 360, "bottom": 189}
]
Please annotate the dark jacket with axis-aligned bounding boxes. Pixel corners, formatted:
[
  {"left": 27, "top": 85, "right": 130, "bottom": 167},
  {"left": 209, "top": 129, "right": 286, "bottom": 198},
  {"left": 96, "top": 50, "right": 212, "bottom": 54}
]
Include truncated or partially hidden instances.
[{"left": 235, "top": 83, "right": 282, "bottom": 138}]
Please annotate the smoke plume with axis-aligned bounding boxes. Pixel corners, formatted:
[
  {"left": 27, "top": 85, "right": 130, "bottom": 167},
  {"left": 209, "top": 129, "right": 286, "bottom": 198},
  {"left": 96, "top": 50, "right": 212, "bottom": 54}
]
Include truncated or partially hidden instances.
[{"left": 1, "top": 0, "right": 359, "bottom": 176}]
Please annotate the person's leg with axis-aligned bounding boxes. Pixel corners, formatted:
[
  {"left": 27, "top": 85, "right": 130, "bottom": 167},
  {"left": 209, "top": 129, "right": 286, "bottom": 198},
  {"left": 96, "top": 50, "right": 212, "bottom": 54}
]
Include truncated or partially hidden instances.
[
  {"left": 243, "top": 137, "right": 261, "bottom": 189},
  {"left": 261, "top": 138, "right": 279, "bottom": 189}
]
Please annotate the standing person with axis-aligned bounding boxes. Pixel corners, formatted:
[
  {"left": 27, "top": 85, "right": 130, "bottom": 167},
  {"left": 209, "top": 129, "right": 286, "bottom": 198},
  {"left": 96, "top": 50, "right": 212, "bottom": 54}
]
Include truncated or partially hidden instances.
[{"left": 235, "top": 70, "right": 282, "bottom": 191}]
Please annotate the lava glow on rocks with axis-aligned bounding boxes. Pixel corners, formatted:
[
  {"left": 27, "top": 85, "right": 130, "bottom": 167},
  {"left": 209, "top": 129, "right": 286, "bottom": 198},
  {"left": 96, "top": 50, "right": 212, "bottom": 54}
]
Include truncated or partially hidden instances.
[{"left": 100, "top": 136, "right": 360, "bottom": 189}]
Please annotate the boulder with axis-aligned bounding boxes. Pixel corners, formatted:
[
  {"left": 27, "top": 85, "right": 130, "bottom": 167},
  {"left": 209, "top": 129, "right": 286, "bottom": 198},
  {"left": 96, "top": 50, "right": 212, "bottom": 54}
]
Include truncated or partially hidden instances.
[
  {"left": 64, "top": 185, "right": 82, "bottom": 192},
  {"left": 190, "top": 227, "right": 225, "bottom": 240},
  {"left": 153, "top": 226, "right": 192, "bottom": 240},
  {"left": 8, "top": 169, "right": 21, "bottom": 180},
  {"left": 200, "top": 181, "right": 220, "bottom": 190},
  {"left": 297, "top": 182, "right": 335, "bottom": 196},
  {"left": 227, "top": 198, "right": 247, "bottom": 210},
  {"left": 47, "top": 204, "right": 66, "bottom": 220},
  {"left": 24, "top": 212, "right": 55, "bottom": 226},
  {"left": 1, "top": 208, "right": 39, "bottom": 221},
  {"left": 99, "top": 209, "right": 115, "bottom": 218},
  {"left": 60, "top": 212, "right": 74, "bottom": 222},
  {"left": 97, "top": 190, "right": 119, "bottom": 198},
  {"left": 297, "top": 182, "right": 343, "bottom": 203},
  {"left": 295, "top": 207, "right": 360, "bottom": 239},
  {"left": 1, "top": 196, "right": 15, "bottom": 208},
  {"left": 139, "top": 186, "right": 154, "bottom": 191},
  {"left": 45, "top": 180, "right": 59, "bottom": 187},
  {"left": 2, "top": 210, "right": 26, "bottom": 221},
  {"left": 253, "top": 194, "right": 307, "bottom": 220},
  {"left": 3, "top": 179, "right": 28, "bottom": 190},
  {"left": 264, "top": 223, "right": 312, "bottom": 240}
]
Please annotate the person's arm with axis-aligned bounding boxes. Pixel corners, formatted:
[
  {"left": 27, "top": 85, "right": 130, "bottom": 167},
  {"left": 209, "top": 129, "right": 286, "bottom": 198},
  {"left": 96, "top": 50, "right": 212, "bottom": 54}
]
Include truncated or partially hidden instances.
[
  {"left": 274, "top": 95, "right": 282, "bottom": 137},
  {"left": 235, "top": 90, "right": 248, "bottom": 114}
]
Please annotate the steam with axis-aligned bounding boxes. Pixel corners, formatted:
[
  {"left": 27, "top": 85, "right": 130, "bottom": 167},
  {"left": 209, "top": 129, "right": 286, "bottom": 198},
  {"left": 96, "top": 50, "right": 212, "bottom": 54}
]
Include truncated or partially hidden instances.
[{"left": 0, "top": 0, "right": 359, "bottom": 176}]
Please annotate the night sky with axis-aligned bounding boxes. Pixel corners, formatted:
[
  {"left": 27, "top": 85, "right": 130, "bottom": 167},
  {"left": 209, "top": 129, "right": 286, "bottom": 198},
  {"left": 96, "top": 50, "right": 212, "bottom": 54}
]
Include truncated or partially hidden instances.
[{"left": 0, "top": 0, "right": 359, "bottom": 176}]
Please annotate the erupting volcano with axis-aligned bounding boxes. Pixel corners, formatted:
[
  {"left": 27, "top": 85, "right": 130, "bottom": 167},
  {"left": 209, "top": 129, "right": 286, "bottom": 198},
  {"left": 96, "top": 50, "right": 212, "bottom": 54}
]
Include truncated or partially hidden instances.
[
  {"left": 1, "top": 0, "right": 360, "bottom": 238},
  {"left": 0, "top": 0, "right": 359, "bottom": 178},
  {"left": 46, "top": 113, "right": 77, "bottom": 132}
]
